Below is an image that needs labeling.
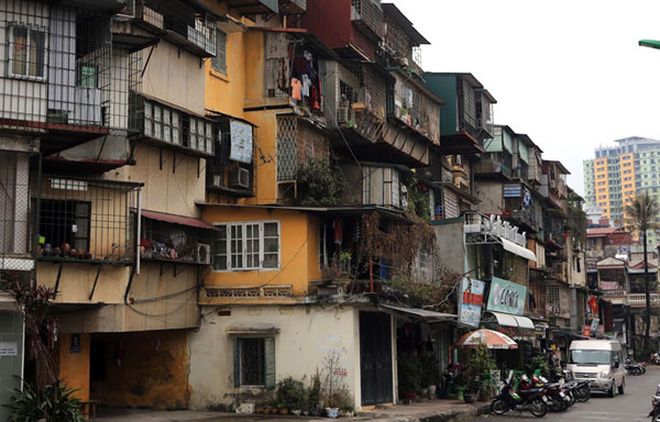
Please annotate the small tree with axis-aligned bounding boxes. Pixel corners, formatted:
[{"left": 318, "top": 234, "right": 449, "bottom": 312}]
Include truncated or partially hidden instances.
[{"left": 624, "top": 192, "right": 660, "bottom": 356}]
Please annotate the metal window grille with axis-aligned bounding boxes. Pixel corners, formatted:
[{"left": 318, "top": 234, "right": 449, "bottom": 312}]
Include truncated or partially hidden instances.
[
  {"left": 211, "top": 29, "right": 227, "bottom": 74},
  {"left": 0, "top": 152, "right": 32, "bottom": 272},
  {"left": 276, "top": 117, "right": 330, "bottom": 181},
  {"left": 36, "top": 175, "right": 140, "bottom": 263},
  {"left": 0, "top": 2, "right": 135, "bottom": 138}
]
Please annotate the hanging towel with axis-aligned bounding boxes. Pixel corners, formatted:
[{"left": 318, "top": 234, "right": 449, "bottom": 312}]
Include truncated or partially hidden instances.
[
  {"left": 302, "top": 74, "right": 311, "bottom": 98},
  {"left": 291, "top": 78, "right": 302, "bottom": 101}
]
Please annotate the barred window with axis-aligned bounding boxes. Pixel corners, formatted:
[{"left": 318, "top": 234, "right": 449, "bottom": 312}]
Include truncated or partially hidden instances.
[{"left": 211, "top": 30, "right": 227, "bottom": 74}]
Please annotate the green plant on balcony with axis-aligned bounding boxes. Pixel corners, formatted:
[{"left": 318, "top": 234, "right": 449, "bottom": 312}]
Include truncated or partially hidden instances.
[{"left": 296, "top": 158, "right": 346, "bottom": 206}]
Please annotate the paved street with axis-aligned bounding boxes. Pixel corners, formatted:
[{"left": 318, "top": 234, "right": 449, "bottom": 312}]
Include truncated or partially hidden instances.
[{"left": 473, "top": 368, "right": 660, "bottom": 422}]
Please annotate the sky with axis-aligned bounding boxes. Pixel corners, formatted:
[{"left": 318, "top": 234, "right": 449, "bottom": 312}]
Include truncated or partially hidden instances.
[{"left": 390, "top": 0, "right": 660, "bottom": 195}]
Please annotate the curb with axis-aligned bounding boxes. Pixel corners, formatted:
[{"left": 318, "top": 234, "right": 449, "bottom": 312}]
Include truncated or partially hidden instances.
[{"left": 365, "top": 404, "right": 490, "bottom": 422}]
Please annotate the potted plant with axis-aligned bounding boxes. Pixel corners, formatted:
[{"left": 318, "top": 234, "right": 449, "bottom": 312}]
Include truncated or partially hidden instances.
[
  {"left": 397, "top": 353, "right": 421, "bottom": 402},
  {"left": 453, "top": 372, "right": 467, "bottom": 401},
  {"left": 308, "top": 373, "right": 322, "bottom": 416},
  {"left": 276, "top": 377, "right": 307, "bottom": 415},
  {"left": 463, "top": 346, "right": 496, "bottom": 403},
  {"left": 420, "top": 351, "right": 439, "bottom": 398}
]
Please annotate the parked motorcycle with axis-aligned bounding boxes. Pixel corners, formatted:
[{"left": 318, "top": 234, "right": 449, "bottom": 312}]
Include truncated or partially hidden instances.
[
  {"left": 521, "top": 374, "right": 571, "bottom": 412},
  {"left": 648, "top": 391, "right": 660, "bottom": 421},
  {"left": 627, "top": 359, "right": 646, "bottom": 375},
  {"left": 491, "top": 376, "right": 548, "bottom": 418}
]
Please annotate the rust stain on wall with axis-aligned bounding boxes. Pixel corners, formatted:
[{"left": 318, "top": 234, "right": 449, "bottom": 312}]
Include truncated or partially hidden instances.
[{"left": 91, "top": 331, "right": 190, "bottom": 410}]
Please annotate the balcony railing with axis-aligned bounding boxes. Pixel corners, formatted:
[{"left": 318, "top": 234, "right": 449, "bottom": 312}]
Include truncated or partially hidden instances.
[
  {"left": 350, "top": 0, "right": 384, "bottom": 41},
  {"left": 35, "top": 175, "right": 141, "bottom": 264},
  {"left": 134, "top": 0, "right": 217, "bottom": 58},
  {"left": 628, "top": 293, "right": 659, "bottom": 305},
  {"left": 602, "top": 289, "right": 626, "bottom": 298}
]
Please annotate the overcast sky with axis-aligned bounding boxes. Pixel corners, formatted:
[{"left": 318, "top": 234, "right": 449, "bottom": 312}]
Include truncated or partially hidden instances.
[{"left": 390, "top": 0, "right": 660, "bottom": 195}]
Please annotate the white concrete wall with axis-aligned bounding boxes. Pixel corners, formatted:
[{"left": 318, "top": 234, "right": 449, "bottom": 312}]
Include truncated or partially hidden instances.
[
  {"left": 138, "top": 41, "right": 205, "bottom": 116},
  {"left": 473, "top": 181, "right": 503, "bottom": 215},
  {"left": 188, "top": 305, "right": 364, "bottom": 410}
]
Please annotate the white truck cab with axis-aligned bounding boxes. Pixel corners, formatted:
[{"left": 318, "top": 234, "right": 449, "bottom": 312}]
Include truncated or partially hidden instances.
[{"left": 567, "top": 339, "right": 626, "bottom": 397}]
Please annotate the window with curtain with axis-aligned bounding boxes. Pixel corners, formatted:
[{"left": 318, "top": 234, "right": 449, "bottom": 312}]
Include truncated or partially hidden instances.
[{"left": 9, "top": 25, "right": 46, "bottom": 79}]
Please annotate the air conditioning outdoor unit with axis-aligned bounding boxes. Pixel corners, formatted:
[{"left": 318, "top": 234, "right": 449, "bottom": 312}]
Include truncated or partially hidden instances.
[
  {"left": 230, "top": 167, "right": 250, "bottom": 189},
  {"left": 197, "top": 243, "right": 211, "bottom": 265}
]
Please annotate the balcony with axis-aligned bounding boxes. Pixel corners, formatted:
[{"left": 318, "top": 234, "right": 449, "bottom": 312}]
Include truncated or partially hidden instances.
[
  {"left": 207, "top": 118, "right": 256, "bottom": 197},
  {"left": 139, "top": 209, "right": 216, "bottom": 267},
  {"left": 350, "top": 0, "right": 384, "bottom": 41},
  {"left": 129, "top": 93, "right": 215, "bottom": 158},
  {"left": 276, "top": 116, "right": 330, "bottom": 202},
  {"left": 130, "top": 0, "right": 218, "bottom": 58},
  {"left": 474, "top": 153, "right": 513, "bottom": 179},
  {"left": 35, "top": 175, "right": 141, "bottom": 265},
  {"left": 628, "top": 293, "right": 659, "bottom": 306}
]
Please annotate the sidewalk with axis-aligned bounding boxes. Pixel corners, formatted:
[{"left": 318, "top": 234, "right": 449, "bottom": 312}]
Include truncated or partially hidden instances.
[{"left": 94, "top": 400, "right": 490, "bottom": 422}]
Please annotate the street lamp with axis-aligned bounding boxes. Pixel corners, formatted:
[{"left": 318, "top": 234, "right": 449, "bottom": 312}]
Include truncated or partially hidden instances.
[{"left": 639, "top": 39, "right": 660, "bottom": 49}]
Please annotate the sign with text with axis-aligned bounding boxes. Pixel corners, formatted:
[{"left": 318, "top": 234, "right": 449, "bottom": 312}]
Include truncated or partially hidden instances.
[
  {"left": 487, "top": 277, "right": 527, "bottom": 315},
  {"left": 0, "top": 342, "right": 17, "bottom": 356},
  {"left": 459, "top": 277, "right": 486, "bottom": 327}
]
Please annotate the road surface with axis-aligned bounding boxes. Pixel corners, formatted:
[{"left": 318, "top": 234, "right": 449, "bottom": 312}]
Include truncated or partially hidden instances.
[{"left": 472, "top": 368, "right": 660, "bottom": 422}]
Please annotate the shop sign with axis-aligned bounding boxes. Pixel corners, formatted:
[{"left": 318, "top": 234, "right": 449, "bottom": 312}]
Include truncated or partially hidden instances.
[
  {"left": 497, "top": 326, "right": 534, "bottom": 341},
  {"left": 459, "top": 277, "right": 486, "bottom": 327},
  {"left": 474, "top": 214, "right": 527, "bottom": 246},
  {"left": 487, "top": 277, "right": 527, "bottom": 315}
]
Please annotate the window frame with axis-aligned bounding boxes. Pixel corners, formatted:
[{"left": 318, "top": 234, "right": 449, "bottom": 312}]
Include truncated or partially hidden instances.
[
  {"left": 211, "top": 29, "right": 227, "bottom": 75},
  {"left": 8, "top": 24, "right": 47, "bottom": 81},
  {"left": 233, "top": 336, "right": 276, "bottom": 389},
  {"left": 212, "top": 220, "right": 281, "bottom": 272}
]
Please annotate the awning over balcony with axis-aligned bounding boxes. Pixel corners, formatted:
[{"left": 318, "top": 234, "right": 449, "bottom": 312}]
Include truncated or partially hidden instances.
[
  {"left": 379, "top": 304, "right": 457, "bottom": 322},
  {"left": 139, "top": 209, "right": 218, "bottom": 230},
  {"left": 501, "top": 237, "right": 537, "bottom": 262},
  {"left": 439, "top": 131, "right": 484, "bottom": 155},
  {"left": 487, "top": 311, "right": 535, "bottom": 329}
]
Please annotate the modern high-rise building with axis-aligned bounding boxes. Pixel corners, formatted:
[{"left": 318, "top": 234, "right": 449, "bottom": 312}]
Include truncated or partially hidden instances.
[{"left": 583, "top": 136, "right": 660, "bottom": 245}]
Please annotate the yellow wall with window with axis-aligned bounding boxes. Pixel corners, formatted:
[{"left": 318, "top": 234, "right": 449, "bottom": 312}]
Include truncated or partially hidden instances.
[{"left": 201, "top": 206, "right": 321, "bottom": 300}]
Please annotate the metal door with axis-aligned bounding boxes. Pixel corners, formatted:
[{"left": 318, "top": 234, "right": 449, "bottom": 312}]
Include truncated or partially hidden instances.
[{"left": 360, "top": 311, "right": 393, "bottom": 405}]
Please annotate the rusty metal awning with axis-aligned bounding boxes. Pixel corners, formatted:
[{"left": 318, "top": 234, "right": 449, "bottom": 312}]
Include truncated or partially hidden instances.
[{"left": 137, "top": 208, "right": 218, "bottom": 230}]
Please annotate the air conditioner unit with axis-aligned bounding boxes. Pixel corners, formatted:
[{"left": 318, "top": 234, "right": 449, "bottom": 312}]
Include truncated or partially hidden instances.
[
  {"left": 197, "top": 243, "right": 211, "bottom": 265},
  {"left": 230, "top": 167, "right": 250, "bottom": 189}
]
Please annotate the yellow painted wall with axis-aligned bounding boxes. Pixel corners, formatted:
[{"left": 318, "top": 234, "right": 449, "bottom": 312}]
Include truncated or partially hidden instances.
[
  {"left": 204, "top": 30, "right": 246, "bottom": 120},
  {"left": 58, "top": 333, "right": 91, "bottom": 401},
  {"left": 243, "top": 31, "right": 266, "bottom": 107},
  {"left": 201, "top": 207, "right": 321, "bottom": 297},
  {"left": 620, "top": 153, "right": 635, "bottom": 213},
  {"left": 594, "top": 158, "right": 610, "bottom": 218},
  {"left": 244, "top": 108, "right": 279, "bottom": 204}
]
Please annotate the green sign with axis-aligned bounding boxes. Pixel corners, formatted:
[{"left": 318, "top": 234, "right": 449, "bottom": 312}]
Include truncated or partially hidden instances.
[{"left": 487, "top": 277, "right": 526, "bottom": 315}]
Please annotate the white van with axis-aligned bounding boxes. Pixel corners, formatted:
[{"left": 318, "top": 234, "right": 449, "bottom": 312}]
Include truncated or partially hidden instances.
[{"left": 568, "top": 339, "right": 626, "bottom": 397}]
